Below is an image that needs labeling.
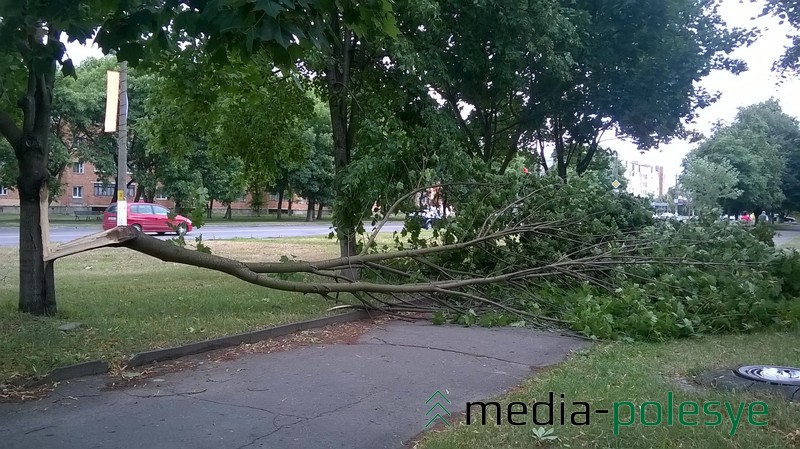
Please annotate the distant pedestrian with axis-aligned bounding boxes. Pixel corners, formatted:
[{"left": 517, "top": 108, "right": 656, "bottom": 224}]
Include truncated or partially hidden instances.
[{"left": 758, "top": 211, "right": 768, "bottom": 223}]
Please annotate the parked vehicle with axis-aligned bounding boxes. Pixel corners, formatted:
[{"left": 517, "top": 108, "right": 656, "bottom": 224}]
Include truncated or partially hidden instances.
[{"left": 102, "top": 202, "right": 192, "bottom": 235}]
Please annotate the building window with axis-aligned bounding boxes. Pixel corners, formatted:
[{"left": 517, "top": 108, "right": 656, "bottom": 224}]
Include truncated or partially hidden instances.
[
  {"left": 94, "top": 183, "right": 114, "bottom": 196},
  {"left": 0, "top": 186, "right": 7, "bottom": 195},
  {"left": 127, "top": 185, "right": 136, "bottom": 197},
  {"left": 269, "top": 193, "right": 279, "bottom": 201},
  {"left": 73, "top": 162, "right": 85, "bottom": 174},
  {"left": 155, "top": 191, "right": 168, "bottom": 200},
  {"left": 72, "top": 186, "right": 83, "bottom": 198}
]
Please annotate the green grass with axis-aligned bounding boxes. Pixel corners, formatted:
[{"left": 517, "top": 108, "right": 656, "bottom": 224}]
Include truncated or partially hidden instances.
[
  {"left": 417, "top": 330, "right": 800, "bottom": 449},
  {"left": 0, "top": 240, "right": 348, "bottom": 381}
]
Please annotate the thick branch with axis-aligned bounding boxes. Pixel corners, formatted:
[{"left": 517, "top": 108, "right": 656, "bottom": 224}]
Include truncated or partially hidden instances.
[
  {"left": 120, "top": 227, "right": 649, "bottom": 295},
  {"left": 0, "top": 110, "right": 22, "bottom": 146}
]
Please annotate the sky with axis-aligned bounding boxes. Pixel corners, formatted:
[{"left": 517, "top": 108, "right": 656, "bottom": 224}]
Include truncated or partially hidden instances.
[{"left": 63, "top": 0, "right": 800, "bottom": 189}]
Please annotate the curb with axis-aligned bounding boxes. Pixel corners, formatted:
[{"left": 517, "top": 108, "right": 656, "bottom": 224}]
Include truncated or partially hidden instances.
[
  {"left": 25, "top": 309, "right": 376, "bottom": 386},
  {"left": 127, "top": 309, "right": 373, "bottom": 367}
]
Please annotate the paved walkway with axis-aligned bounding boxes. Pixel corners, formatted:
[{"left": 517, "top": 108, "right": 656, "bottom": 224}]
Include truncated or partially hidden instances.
[{"left": 0, "top": 321, "right": 588, "bottom": 449}]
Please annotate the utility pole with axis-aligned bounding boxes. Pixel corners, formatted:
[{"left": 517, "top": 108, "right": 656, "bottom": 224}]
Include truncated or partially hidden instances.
[{"left": 116, "top": 62, "right": 128, "bottom": 226}]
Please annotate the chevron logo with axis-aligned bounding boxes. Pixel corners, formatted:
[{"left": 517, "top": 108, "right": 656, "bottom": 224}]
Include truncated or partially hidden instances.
[{"left": 425, "top": 390, "right": 452, "bottom": 428}]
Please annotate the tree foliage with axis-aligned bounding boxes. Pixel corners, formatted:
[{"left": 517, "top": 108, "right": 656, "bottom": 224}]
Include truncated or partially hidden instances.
[
  {"left": 760, "top": 0, "right": 800, "bottom": 74},
  {"left": 687, "top": 100, "right": 799, "bottom": 213},
  {"left": 680, "top": 156, "right": 742, "bottom": 215}
]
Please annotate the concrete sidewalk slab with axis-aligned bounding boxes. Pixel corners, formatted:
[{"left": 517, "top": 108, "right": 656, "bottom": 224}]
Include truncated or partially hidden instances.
[{"left": 0, "top": 321, "right": 589, "bottom": 449}]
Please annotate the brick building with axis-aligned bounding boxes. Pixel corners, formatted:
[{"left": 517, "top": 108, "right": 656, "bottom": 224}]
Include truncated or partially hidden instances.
[{"left": 0, "top": 160, "right": 311, "bottom": 216}]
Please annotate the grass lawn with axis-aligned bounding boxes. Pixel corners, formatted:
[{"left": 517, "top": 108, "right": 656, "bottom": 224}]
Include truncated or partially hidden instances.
[
  {"left": 0, "top": 237, "right": 349, "bottom": 381},
  {"left": 416, "top": 330, "right": 800, "bottom": 449}
]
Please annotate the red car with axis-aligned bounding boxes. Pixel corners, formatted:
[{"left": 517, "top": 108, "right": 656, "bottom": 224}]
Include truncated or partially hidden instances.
[{"left": 102, "top": 202, "right": 192, "bottom": 235}]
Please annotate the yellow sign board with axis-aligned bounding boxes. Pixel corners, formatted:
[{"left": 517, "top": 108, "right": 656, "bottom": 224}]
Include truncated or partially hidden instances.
[
  {"left": 105, "top": 70, "right": 120, "bottom": 132},
  {"left": 611, "top": 180, "right": 621, "bottom": 189},
  {"left": 117, "top": 190, "right": 124, "bottom": 201}
]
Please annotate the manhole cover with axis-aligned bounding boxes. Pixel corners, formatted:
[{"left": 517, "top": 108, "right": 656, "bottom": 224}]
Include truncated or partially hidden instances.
[{"left": 736, "top": 365, "right": 800, "bottom": 385}]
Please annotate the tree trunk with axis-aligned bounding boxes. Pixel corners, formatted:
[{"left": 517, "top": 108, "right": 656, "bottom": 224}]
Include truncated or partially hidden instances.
[
  {"left": 317, "top": 202, "right": 324, "bottom": 220},
  {"left": 207, "top": 199, "right": 213, "bottom": 219},
  {"left": 325, "top": 12, "right": 361, "bottom": 280},
  {"left": 134, "top": 184, "right": 144, "bottom": 202},
  {"left": 288, "top": 191, "right": 293, "bottom": 216},
  {"left": 14, "top": 129, "right": 56, "bottom": 315},
  {"left": 1, "top": 49, "right": 59, "bottom": 316},
  {"left": 277, "top": 190, "right": 284, "bottom": 220},
  {"left": 306, "top": 199, "right": 315, "bottom": 222},
  {"left": 225, "top": 204, "right": 232, "bottom": 219}
]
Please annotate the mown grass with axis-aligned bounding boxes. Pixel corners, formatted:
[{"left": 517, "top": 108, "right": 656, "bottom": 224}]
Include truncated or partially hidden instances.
[
  {"left": 0, "top": 238, "right": 348, "bottom": 381},
  {"left": 0, "top": 227, "right": 431, "bottom": 381},
  {"left": 417, "top": 330, "right": 800, "bottom": 449}
]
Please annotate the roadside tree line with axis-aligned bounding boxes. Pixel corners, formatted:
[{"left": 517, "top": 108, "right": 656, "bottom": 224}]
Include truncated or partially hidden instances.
[
  {"left": 679, "top": 100, "right": 800, "bottom": 218},
  {"left": 0, "top": 0, "right": 786, "bottom": 317}
]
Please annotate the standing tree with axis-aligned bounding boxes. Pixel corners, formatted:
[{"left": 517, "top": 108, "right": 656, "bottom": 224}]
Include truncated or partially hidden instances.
[
  {"left": 730, "top": 100, "right": 800, "bottom": 212},
  {"left": 0, "top": 1, "right": 116, "bottom": 314},
  {"left": 680, "top": 156, "right": 742, "bottom": 216},
  {"left": 535, "top": 0, "right": 751, "bottom": 180},
  {"left": 690, "top": 124, "right": 785, "bottom": 214}
]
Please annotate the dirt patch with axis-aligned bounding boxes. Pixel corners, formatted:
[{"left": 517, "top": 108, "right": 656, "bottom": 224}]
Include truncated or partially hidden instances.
[
  {"left": 105, "top": 316, "right": 396, "bottom": 391},
  {"left": 201, "top": 240, "right": 339, "bottom": 263}
]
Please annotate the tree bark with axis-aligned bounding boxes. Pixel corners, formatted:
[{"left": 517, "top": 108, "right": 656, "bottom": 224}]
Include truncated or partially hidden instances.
[
  {"left": 306, "top": 199, "right": 315, "bottom": 222},
  {"left": 288, "top": 191, "right": 293, "bottom": 216},
  {"left": 17, "top": 166, "right": 57, "bottom": 315},
  {"left": 317, "top": 202, "right": 324, "bottom": 220},
  {"left": 325, "top": 11, "right": 360, "bottom": 278},
  {"left": 225, "top": 203, "right": 232, "bottom": 220},
  {"left": 277, "top": 190, "right": 284, "bottom": 220},
  {"left": 207, "top": 199, "right": 213, "bottom": 219},
  {"left": 5, "top": 48, "right": 59, "bottom": 315}
]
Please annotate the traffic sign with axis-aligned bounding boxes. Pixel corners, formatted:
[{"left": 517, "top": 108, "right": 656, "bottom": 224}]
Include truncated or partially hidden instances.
[{"left": 611, "top": 179, "right": 621, "bottom": 189}]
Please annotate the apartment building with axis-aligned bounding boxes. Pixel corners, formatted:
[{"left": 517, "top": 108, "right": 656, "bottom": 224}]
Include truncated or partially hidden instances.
[
  {"left": 623, "top": 160, "right": 665, "bottom": 198},
  {"left": 0, "top": 160, "right": 309, "bottom": 215}
]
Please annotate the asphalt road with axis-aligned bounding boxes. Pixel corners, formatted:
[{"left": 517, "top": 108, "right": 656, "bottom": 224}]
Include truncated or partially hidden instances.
[
  {"left": 0, "top": 321, "right": 589, "bottom": 449},
  {"left": 773, "top": 227, "right": 800, "bottom": 247},
  {"left": 0, "top": 223, "right": 406, "bottom": 247}
]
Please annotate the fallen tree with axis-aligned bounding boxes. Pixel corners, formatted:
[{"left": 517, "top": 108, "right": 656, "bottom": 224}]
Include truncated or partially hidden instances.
[{"left": 46, "top": 176, "right": 800, "bottom": 341}]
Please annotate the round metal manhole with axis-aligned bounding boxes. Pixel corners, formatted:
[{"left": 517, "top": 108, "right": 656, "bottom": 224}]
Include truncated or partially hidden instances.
[{"left": 736, "top": 365, "right": 800, "bottom": 385}]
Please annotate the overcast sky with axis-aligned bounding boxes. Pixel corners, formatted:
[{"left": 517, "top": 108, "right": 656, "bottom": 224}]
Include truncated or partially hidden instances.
[
  {"left": 63, "top": 0, "right": 800, "bottom": 188},
  {"left": 605, "top": 0, "right": 800, "bottom": 186}
]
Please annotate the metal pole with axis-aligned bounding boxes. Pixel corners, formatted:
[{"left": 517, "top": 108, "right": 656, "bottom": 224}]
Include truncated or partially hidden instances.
[{"left": 116, "top": 61, "right": 128, "bottom": 226}]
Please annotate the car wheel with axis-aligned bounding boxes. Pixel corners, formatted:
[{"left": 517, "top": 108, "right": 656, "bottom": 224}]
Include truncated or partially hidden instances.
[
  {"left": 176, "top": 223, "right": 188, "bottom": 236},
  {"left": 132, "top": 224, "right": 143, "bottom": 233},
  {"left": 424, "top": 219, "right": 432, "bottom": 230}
]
